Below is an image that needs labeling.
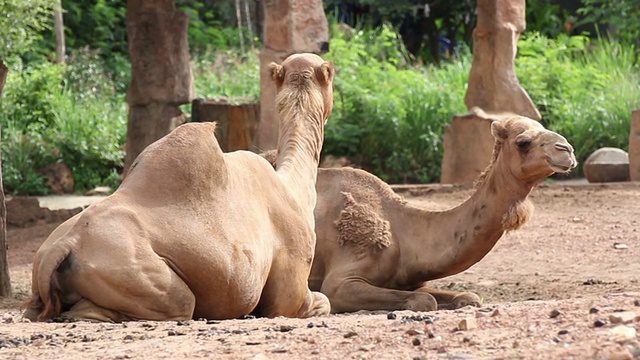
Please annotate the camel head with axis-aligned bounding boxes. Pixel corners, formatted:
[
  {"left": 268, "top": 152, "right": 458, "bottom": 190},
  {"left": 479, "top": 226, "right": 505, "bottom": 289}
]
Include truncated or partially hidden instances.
[
  {"left": 269, "top": 53, "right": 335, "bottom": 120},
  {"left": 490, "top": 116, "right": 577, "bottom": 184}
]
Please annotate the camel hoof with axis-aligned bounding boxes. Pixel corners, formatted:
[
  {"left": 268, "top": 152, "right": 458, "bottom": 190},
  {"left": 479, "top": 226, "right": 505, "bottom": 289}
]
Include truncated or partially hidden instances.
[
  {"left": 450, "top": 293, "right": 482, "bottom": 309},
  {"left": 402, "top": 293, "right": 438, "bottom": 312},
  {"left": 302, "top": 291, "right": 331, "bottom": 317}
]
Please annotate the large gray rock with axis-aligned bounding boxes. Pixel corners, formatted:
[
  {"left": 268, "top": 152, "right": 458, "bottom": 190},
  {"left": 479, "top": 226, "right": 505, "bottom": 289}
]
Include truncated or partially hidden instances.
[{"left": 583, "top": 147, "right": 630, "bottom": 183}]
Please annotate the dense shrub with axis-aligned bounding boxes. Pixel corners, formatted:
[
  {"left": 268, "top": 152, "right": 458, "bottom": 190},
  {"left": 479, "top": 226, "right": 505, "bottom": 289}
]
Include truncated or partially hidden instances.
[
  {"left": 322, "top": 24, "right": 468, "bottom": 183},
  {"left": 516, "top": 33, "right": 640, "bottom": 173},
  {"left": 0, "top": 52, "right": 126, "bottom": 195}
]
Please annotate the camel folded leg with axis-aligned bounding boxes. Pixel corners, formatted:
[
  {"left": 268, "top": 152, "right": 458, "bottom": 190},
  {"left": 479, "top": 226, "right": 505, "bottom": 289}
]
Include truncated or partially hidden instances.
[
  {"left": 62, "top": 257, "right": 196, "bottom": 322},
  {"left": 415, "top": 286, "right": 482, "bottom": 310},
  {"left": 258, "top": 258, "right": 330, "bottom": 318},
  {"left": 320, "top": 276, "right": 438, "bottom": 313}
]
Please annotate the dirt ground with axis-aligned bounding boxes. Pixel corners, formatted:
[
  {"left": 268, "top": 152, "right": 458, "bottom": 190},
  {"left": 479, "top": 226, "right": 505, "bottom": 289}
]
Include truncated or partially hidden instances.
[{"left": 1, "top": 181, "right": 640, "bottom": 359}]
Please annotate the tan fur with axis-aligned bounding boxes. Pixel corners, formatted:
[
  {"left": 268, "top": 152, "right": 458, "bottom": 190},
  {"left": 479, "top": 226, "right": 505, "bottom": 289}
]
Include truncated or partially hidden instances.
[
  {"left": 276, "top": 116, "right": 577, "bottom": 314},
  {"left": 335, "top": 192, "right": 392, "bottom": 257},
  {"left": 25, "top": 53, "right": 335, "bottom": 322}
]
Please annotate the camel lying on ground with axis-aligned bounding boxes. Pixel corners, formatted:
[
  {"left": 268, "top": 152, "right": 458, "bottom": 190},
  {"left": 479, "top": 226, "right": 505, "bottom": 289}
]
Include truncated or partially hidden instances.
[
  {"left": 24, "top": 53, "right": 335, "bottom": 322},
  {"left": 265, "top": 116, "right": 577, "bottom": 313}
]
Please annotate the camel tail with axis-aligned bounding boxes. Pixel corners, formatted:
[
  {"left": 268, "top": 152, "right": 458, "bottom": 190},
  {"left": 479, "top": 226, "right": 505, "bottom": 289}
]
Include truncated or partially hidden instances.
[{"left": 23, "top": 239, "right": 74, "bottom": 322}]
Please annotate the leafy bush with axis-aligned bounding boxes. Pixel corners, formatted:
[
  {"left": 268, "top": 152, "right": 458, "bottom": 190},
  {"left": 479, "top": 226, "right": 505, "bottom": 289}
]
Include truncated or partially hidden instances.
[
  {"left": 516, "top": 33, "right": 640, "bottom": 173},
  {"left": 323, "top": 23, "right": 468, "bottom": 183},
  {"left": 191, "top": 49, "right": 260, "bottom": 100},
  {"left": 0, "top": 52, "right": 126, "bottom": 195}
]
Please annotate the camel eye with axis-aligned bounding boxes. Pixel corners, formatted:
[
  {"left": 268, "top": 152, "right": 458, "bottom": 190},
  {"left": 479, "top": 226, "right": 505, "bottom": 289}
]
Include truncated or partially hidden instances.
[{"left": 516, "top": 137, "right": 531, "bottom": 150}]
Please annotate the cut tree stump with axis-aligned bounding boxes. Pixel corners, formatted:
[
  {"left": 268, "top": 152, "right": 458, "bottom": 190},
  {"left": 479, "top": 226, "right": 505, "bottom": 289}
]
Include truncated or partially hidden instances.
[{"left": 191, "top": 98, "right": 260, "bottom": 153}]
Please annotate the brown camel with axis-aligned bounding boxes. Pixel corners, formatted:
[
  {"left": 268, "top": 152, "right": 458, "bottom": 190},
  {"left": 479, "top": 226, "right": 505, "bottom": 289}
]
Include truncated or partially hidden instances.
[
  {"left": 24, "top": 53, "right": 335, "bottom": 322},
  {"left": 265, "top": 116, "right": 577, "bottom": 313}
]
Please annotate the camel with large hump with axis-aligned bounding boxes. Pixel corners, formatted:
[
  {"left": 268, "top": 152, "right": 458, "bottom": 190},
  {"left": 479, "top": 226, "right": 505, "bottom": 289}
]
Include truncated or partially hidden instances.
[
  {"left": 24, "top": 53, "right": 335, "bottom": 322},
  {"left": 264, "top": 116, "right": 577, "bottom": 312}
]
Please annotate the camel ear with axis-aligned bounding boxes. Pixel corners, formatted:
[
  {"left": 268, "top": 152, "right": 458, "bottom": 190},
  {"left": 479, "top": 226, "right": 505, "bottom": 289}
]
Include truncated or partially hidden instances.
[
  {"left": 315, "top": 61, "right": 335, "bottom": 86},
  {"left": 269, "top": 62, "right": 284, "bottom": 86},
  {"left": 491, "top": 120, "right": 508, "bottom": 140}
]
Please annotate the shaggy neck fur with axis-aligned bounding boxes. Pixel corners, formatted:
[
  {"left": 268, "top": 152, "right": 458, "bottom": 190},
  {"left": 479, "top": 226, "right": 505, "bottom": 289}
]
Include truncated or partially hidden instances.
[
  {"left": 274, "top": 81, "right": 326, "bottom": 214},
  {"left": 394, "top": 139, "right": 537, "bottom": 285}
]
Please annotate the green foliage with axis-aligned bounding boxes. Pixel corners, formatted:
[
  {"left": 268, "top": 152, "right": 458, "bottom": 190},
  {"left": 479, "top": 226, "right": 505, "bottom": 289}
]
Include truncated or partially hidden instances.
[
  {"left": 0, "top": 0, "right": 54, "bottom": 62},
  {"left": 517, "top": 32, "right": 640, "bottom": 173},
  {"left": 0, "top": 52, "right": 126, "bottom": 195},
  {"left": 579, "top": 0, "right": 640, "bottom": 46},
  {"left": 323, "top": 24, "right": 468, "bottom": 183},
  {"left": 191, "top": 49, "right": 260, "bottom": 100}
]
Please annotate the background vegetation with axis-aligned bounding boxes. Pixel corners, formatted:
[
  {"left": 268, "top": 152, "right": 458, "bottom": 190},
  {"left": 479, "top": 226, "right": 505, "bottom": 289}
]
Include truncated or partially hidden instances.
[{"left": 0, "top": 0, "right": 639, "bottom": 194}]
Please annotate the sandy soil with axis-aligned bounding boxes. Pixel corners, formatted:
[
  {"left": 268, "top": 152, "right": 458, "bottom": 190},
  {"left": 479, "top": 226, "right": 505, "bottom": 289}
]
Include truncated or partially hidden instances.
[{"left": 1, "top": 182, "right": 640, "bottom": 359}]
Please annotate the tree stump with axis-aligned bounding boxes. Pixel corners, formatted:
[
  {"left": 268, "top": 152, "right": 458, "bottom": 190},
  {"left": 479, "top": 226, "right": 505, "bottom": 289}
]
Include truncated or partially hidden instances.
[{"left": 191, "top": 98, "right": 260, "bottom": 153}]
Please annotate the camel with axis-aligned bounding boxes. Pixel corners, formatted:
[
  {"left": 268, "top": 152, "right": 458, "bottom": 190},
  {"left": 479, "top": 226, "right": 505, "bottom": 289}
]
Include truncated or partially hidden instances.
[
  {"left": 23, "top": 53, "right": 335, "bottom": 322},
  {"left": 264, "top": 116, "right": 577, "bottom": 313}
]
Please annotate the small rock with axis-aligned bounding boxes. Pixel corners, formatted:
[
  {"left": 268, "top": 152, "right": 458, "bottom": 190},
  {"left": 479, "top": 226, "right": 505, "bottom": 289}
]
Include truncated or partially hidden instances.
[
  {"left": 633, "top": 300, "right": 640, "bottom": 307},
  {"left": 613, "top": 242, "right": 629, "bottom": 250},
  {"left": 609, "top": 311, "right": 638, "bottom": 324},
  {"left": 610, "top": 325, "right": 636, "bottom": 343},
  {"left": 405, "top": 329, "right": 424, "bottom": 336},
  {"left": 278, "top": 325, "right": 295, "bottom": 332},
  {"left": 412, "top": 338, "right": 421, "bottom": 346},
  {"left": 343, "top": 331, "right": 358, "bottom": 339},
  {"left": 458, "top": 317, "right": 478, "bottom": 331},
  {"left": 558, "top": 329, "right": 569, "bottom": 335},
  {"left": 589, "top": 307, "right": 600, "bottom": 314},
  {"left": 176, "top": 320, "right": 191, "bottom": 326},
  {"left": 387, "top": 312, "right": 397, "bottom": 320},
  {"left": 123, "top": 335, "right": 134, "bottom": 341},
  {"left": 271, "top": 348, "right": 288, "bottom": 353},
  {"left": 427, "top": 330, "right": 436, "bottom": 339},
  {"left": 549, "top": 309, "right": 562, "bottom": 318},
  {"left": 594, "top": 319, "right": 607, "bottom": 327},
  {"left": 607, "top": 348, "right": 633, "bottom": 360},
  {"left": 491, "top": 309, "right": 501, "bottom": 317},
  {"left": 306, "top": 322, "right": 314, "bottom": 328}
]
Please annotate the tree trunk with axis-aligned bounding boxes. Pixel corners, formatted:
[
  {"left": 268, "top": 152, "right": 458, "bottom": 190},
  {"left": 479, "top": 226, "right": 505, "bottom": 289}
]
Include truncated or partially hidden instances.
[
  {"left": 0, "top": 59, "right": 12, "bottom": 297},
  {"left": 54, "top": 0, "right": 65, "bottom": 64},
  {"left": 191, "top": 98, "right": 260, "bottom": 152}
]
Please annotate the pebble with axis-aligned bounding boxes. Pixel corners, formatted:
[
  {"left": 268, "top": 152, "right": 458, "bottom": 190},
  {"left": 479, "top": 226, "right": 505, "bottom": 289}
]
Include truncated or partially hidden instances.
[
  {"left": 610, "top": 325, "right": 636, "bottom": 343},
  {"left": 412, "top": 338, "right": 421, "bottom": 346},
  {"left": 590, "top": 307, "right": 600, "bottom": 314},
  {"left": 609, "top": 311, "right": 638, "bottom": 325},
  {"left": 343, "top": 331, "right": 358, "bottom": 339},
  {"left": 634, "top": 300, "right": 640, "bottom": 307},
  {"left": 387, "top": 312, "right": 397, "bottom": 320},
  {"left": 405, "top": 329, "right": 424, "bottom": 336},
  {"left": 594, "top": 319, "right": 607, "bottom": 327},
  {"left": 557, "top": 329, "right": 569, "bottom": 335},
  {"left": 458, "top": 317, "right": 478, "bottom": 331},
  {"left": 549, "top": 309, "right": 562, "bottom": 318},
  {"left": 613, "top": 242, "right": 629, "bottom": 250}
]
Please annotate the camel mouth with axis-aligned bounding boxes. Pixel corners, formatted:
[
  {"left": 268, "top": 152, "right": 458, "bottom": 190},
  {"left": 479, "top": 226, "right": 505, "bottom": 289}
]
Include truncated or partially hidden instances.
[{"left": 546, "top": 159, "right": 575, "bottom": 173}]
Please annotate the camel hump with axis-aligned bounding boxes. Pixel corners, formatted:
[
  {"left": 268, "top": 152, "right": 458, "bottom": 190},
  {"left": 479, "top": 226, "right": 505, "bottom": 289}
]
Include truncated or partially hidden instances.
[
  {"left": 124, "top": 122, "right": 228, "bottom": 195},
  {"left": 335, "top": 192, "right": 392, "bottom": 256}
]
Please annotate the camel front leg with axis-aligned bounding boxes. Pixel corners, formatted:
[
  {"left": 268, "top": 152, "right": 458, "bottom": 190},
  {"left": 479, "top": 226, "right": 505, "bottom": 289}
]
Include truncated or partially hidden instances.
[
  {"left": 415, "top": 286, "right": 482, "bottom": 310},
  {"left": 320, "top": 275, "right": 438, "bottom": 313}
]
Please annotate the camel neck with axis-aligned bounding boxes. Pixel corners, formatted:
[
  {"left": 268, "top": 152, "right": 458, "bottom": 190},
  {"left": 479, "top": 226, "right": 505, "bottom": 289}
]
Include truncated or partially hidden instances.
[
  {"left": 396, "top": 157, "right": 535, "bottom": 285},
  {"left": 274, "top": 96, "right": 325, "bottom": 215}
]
